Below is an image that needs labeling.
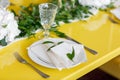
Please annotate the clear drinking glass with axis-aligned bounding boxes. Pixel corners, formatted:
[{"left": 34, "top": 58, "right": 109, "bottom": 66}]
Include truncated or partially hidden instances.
[{"left": 39, "top": 3, "right": 58, "bottom": 38}]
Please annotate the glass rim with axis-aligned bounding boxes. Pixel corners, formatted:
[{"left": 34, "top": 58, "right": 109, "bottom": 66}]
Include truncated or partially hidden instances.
[{"left": 39, "top": 3, "right": 58, "bottom": 11}]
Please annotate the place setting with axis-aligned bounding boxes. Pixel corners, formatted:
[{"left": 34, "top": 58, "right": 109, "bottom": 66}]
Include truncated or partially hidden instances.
[{"left": 27, "top": 3, "right": 90, "bottom": 71}]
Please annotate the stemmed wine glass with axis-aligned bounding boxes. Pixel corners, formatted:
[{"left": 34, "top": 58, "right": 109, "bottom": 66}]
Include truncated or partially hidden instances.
[{"left": 39, "top": 3, "right": 58, "bottom": 38}]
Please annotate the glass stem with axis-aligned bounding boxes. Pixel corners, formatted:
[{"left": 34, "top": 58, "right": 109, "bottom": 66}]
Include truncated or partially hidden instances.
[{"left": 44, "top": 28, "right": 49, "bottom": 38}]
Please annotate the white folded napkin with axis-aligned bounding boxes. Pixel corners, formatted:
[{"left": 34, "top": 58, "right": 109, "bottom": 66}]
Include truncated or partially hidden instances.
[
  {"left": 110, "top": 7, "right": 120, "bottom": 20},
  {"left": 44, "top": 41, "right": 87, "bottom": 70},
  {"left": 28, "top": 38, "right": 87, "bottom": 70}
]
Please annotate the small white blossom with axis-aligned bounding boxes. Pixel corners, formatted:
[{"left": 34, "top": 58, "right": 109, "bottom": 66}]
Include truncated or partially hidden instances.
[
  {"left": 78, "top": 0, "right": 111, "bottom": 8},
  {"left": 0, "top": 8, "right": 21, "bottom": 43},
  {"left": 0, "top": 0, "right": 10, "bottom": 9}
]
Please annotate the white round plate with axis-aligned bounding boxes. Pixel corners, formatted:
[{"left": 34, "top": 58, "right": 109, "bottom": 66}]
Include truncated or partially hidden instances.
[{"left": 27, "top": 38, "right": 87, "bottom": 69}]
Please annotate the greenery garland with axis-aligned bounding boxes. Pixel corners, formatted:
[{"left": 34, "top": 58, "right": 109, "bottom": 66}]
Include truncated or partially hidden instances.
[
  {"left": 13, "top": 0, "right": 94, "bottom": 38},
  {"left": 0, "top": 0, "right": 114, "bottom": 46}
]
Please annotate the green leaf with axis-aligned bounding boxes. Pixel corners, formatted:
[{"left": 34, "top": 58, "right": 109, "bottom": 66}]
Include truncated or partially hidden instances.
[
  {"left": 47, "top": 45, "right": 55, "bottom": 51},
  {"left": 57, "top": 41, "right": 64, "bottom": 45},
  {"left": 43, "top": 41, "right": 64, "bottom": 51},
  {"left": 66, "top": 47, "right": 75, "bottom": 61},
  {"left": 42, "top": 41, "right": 54, "bottom": 44},
  {"left": 50, "top": 28, "right": 67, "bottom": 38},
  {"left": 2, "top": 24, "right": 7, "bottom": 28},
  {"left": 0, "top": 37, "right": 7, "bottom": 46}
]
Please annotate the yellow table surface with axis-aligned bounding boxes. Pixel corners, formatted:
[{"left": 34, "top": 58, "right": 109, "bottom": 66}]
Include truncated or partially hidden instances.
[{"left": 0, "top": 0, "right": 120, "bottom": 80}]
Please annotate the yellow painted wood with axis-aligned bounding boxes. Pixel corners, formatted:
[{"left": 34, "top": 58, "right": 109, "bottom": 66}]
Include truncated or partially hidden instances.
[
  {"left": 0, "top": 0, "right": 120, "bottom": 80},
  {"left": 100, "top": 56, "right": 120, "bottom": 79}
]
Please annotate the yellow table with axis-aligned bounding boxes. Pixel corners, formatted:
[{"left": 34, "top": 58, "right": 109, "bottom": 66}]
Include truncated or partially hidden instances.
[{"left": 0, "top": 1, "right": 120, "bottom": 80}]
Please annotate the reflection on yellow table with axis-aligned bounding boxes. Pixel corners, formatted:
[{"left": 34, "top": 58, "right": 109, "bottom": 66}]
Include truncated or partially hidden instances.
[{"left": 0, "top": 0, "right": 120, "bottom": 80}]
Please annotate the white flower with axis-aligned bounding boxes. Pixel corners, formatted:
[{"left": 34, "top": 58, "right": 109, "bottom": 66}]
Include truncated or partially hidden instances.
[
  {"left": 0, "top": 28, "right": 8, "bottom": 40},
  {"left": 0, "top": 8, "right": 21, "bottom": 43},
  {"left": 0, "top": 0, "right": 10, "bottom": 8},
  {"left": 78, "top": 0, "right": 111, "bottom": 8}
]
